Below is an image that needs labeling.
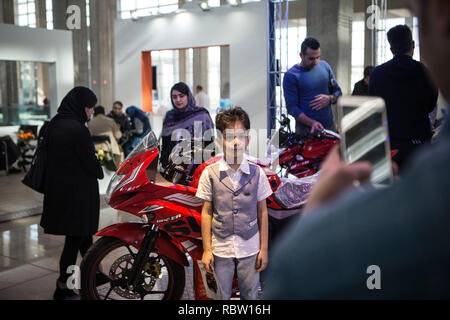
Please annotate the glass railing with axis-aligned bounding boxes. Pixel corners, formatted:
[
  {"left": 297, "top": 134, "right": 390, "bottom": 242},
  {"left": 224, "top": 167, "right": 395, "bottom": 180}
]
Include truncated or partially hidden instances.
[{"left": 0, "top": 104, "right": 50, "bottom": 126}]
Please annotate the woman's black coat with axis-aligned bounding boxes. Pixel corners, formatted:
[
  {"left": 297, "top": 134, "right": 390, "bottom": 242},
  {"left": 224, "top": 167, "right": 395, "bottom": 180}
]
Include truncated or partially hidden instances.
[{"left": 40, "top": 87, "right": 104, "bottom": 236}]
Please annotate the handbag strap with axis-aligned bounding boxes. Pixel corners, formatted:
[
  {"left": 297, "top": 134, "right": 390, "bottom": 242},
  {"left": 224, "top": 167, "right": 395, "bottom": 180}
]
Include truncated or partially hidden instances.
[{"left": 34, "top": 120, "right": 54, "bottom": 162}]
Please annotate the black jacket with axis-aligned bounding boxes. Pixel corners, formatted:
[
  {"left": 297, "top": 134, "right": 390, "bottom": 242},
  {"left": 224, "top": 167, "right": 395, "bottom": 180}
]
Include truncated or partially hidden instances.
[
  {"left": 40, "top": 87, "right": 103, "bottom": 236},
  {"left": 369, "top": 55, "right": 438, "bottom": 140},
  {"left": 352, "top": 79, "right": 369, "bottom": 96},
  {"left": 107, "top": 111, "right": 131, "bottom": 133}
]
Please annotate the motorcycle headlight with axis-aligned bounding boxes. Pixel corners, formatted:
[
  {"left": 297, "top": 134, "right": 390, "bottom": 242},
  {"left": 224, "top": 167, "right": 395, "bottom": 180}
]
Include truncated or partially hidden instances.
[{"left": 105, "top": 173, "right": 126, "bottom": 204}]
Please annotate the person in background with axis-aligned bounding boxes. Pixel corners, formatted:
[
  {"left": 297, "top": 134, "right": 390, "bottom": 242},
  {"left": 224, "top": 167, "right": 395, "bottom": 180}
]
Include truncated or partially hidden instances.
[
  {"left": 124, "top": 106, "right": 152, "bottom": 156},
  {"left": 0, "top": 135, "right": 21, "bottom": 174},
  {"left": 194, "top": 85, "right": 210, "bottom": 109},
  {"left": 352, "top": 66, "right": 374, "bottom": 96},
  {"left": 369, "top": 24, "right": 438, "bottom": 172},
  {"left": 263, "top": 0, "right": 450, "bottom": 299},
  {"left": 39, "top": 87, "right": 104, "bottom": 300},
  {"left": 43, "top": 97, "right": 50, "bottom": 109},
  {"left": 283, "top": 37, "right": 342, "bottom": 135},
  {"left": 107, "top": 101, "right": 131, "bottom": 134},
  {"left": 160, "top": 82, "right": 214, "bottom": 170},
  {"left": 88, "top": 106, "right": 123, "bottom": 169}
]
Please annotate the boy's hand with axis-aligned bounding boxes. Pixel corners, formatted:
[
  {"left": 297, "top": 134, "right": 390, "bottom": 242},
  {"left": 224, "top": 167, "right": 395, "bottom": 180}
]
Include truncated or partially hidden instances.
[
  {"left": 255, "top": 249, "right": 268, "bottom": 272},
  {"left": 202, "top": 250, "right": 215, "bottom": 273}
]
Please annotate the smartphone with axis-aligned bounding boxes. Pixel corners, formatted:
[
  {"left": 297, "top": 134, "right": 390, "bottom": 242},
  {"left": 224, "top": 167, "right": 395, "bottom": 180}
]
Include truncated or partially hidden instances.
[
  {"left": 336, "top": 96, "right": 375, "bottom": 126},
  {"left": 338, "top": 96, "right": 393, "bottom": 186}
]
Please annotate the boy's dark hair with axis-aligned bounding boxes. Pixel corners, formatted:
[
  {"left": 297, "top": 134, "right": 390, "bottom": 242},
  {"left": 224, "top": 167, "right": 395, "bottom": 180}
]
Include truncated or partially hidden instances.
[
  {"left": 301, "top": 37, "right": 320, "bottom": 55},
  {"left": 364, "top": 66, "right": 375, "bottom": 78},
  {"left": 113, "top": 101, "right": 123, "bottom": 108},
  {"left": 215, "top": 107, "right": 250, "bottom": 133},
  {"left": 387, "top": 25, "right": 413, "bottom": 55},
  {"left": 196, "top": 85, "right": 203, "bottom": 91}
]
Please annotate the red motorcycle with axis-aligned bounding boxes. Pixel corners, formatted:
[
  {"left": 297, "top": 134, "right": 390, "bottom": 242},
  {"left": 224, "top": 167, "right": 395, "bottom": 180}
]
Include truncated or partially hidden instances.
[
  {"left": 267, "top": 114, "right": 340, "bottom": 178},
  {"left": 80, "top": 131, "right": 310, "bottom": 300}
]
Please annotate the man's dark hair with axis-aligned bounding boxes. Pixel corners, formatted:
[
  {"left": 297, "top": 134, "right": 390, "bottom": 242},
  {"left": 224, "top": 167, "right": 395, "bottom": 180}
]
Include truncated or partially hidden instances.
[
  {"left": 301, "top": 38, "right": 320, "bottom": 55},
  {"left": 215, "top": 106, "right": 250, "bottom": 133},
  {"left": 94, "top": 106, "right": 105, "bottom": 116},
  {"left": 196, "top": 85, "right": 203, "bottom": 91},
  {"left": 113, "top": 101, "right": 123, "bottom": 108},
  {"left": 364, "top": 66, "right": 375, "bottom": 78},
  {"left": 387, "top": 25, "right": 413, "bottom": 55}
]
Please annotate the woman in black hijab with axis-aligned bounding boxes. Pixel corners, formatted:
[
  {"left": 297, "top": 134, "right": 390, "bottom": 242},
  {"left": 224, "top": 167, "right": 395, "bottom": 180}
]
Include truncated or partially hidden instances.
[
  {"left": 39, "top": 86, "right": 104, "bottom": 300},
  {"left": 160, "top": 82, "right": 214, "bottom": 170}
]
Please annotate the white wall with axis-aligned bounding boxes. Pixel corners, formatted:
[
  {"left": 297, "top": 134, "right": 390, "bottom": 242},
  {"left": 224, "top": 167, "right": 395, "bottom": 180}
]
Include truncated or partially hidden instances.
[
  {"left": 114, "top": 2, "right": 268, "bottom": 152},
  {"left": 0, "top": 24, "right": 74, "bottom": 117}
]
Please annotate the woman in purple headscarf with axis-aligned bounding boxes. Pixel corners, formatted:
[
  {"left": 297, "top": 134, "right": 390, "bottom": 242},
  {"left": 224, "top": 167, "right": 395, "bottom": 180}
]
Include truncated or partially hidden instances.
[{"left": 160, "top": 82, "right": 214, "bottom": 169}]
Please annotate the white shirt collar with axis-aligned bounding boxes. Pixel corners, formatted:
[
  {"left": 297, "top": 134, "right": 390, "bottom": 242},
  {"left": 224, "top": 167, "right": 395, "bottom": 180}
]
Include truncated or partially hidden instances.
[{"left": 218, "top": 153, "right": 250, "bottom": 175}]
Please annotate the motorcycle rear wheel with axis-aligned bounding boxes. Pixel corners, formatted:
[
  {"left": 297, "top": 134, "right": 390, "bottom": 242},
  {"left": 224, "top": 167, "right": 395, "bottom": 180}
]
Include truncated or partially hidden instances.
[{"left": 80, "top": 236, "right": 185, "bottom": 300}]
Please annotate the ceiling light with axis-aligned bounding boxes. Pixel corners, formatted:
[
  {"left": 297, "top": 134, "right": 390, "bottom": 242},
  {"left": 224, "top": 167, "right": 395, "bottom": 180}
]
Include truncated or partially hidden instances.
[{"left": 199, "top": 2, "right": 210, "bottom": 11}]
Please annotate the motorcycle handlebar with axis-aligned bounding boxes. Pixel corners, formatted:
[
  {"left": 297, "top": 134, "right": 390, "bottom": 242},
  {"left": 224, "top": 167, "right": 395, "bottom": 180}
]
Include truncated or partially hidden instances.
[
  {"left": 306, "top": 130, "right": 339, "bottom": 141},
  {"left": 277, "top": 114, "right": 292, "bottom": 130}
]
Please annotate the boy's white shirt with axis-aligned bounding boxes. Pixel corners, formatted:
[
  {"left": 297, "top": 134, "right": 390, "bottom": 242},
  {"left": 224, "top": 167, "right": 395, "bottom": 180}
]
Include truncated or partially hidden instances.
[{"left": 196, "top": 153, "right": 273, "bottom": 259}]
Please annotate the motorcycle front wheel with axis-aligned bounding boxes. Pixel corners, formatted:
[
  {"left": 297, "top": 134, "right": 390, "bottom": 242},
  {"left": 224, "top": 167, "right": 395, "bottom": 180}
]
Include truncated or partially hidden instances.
[{"left": 80, "top": 236, "right": 185, "bottom": 300}]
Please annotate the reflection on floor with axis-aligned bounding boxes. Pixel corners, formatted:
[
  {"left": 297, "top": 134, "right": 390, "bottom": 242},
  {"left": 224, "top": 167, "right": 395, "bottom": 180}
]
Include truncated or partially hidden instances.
[
  {"left": 0, "top": 172, "right": 43, "bottom": 223},
  {"left": 0, "top": 207, "right": 195, "bottom": 300}
]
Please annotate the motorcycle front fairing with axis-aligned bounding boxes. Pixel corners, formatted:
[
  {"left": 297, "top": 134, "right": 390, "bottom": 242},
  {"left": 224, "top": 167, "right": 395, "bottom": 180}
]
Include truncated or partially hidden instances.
[{"left": 102, "top": 130, "right": 204, "bottom": 260}]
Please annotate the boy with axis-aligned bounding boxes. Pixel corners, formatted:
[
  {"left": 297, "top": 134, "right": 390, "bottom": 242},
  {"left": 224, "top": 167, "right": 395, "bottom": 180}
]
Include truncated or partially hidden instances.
[{"left": 196, "top": 107, "right": 272, "bottom": 300}]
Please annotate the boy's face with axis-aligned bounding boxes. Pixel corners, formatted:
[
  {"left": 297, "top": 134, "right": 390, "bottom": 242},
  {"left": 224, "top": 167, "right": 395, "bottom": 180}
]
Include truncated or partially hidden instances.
[{"left": 221, "top": 121, "right": 249, "bottom": 165}]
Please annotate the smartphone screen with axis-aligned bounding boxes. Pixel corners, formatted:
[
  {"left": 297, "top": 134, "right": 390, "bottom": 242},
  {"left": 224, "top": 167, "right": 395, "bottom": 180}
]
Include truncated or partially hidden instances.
[
  {"left": 339, "top": 97, "right": 393, "bottom": 186},
  {"left": 344, "top": 112, "right": 382, "bottom": 148}
]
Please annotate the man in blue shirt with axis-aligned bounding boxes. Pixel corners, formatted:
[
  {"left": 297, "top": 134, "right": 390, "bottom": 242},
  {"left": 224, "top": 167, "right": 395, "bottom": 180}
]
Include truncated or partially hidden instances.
[{"left": 283, "top": 38, "right": 342, "bottom": 136}]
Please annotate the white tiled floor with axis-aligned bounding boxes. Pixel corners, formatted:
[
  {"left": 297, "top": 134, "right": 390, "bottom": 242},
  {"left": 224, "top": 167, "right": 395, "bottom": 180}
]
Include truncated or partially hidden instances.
[
  {"left": 0, "top": 273, "right": 59, "bottom": 300},
  {"left": 0, "top": 172, "right": 43, "bottom": 223}
]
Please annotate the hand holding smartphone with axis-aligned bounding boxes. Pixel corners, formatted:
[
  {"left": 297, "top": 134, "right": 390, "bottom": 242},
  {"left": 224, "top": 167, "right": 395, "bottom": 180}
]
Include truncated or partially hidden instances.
[{"left": 338, "top": 96, "right": 393, "bottom": 187}]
